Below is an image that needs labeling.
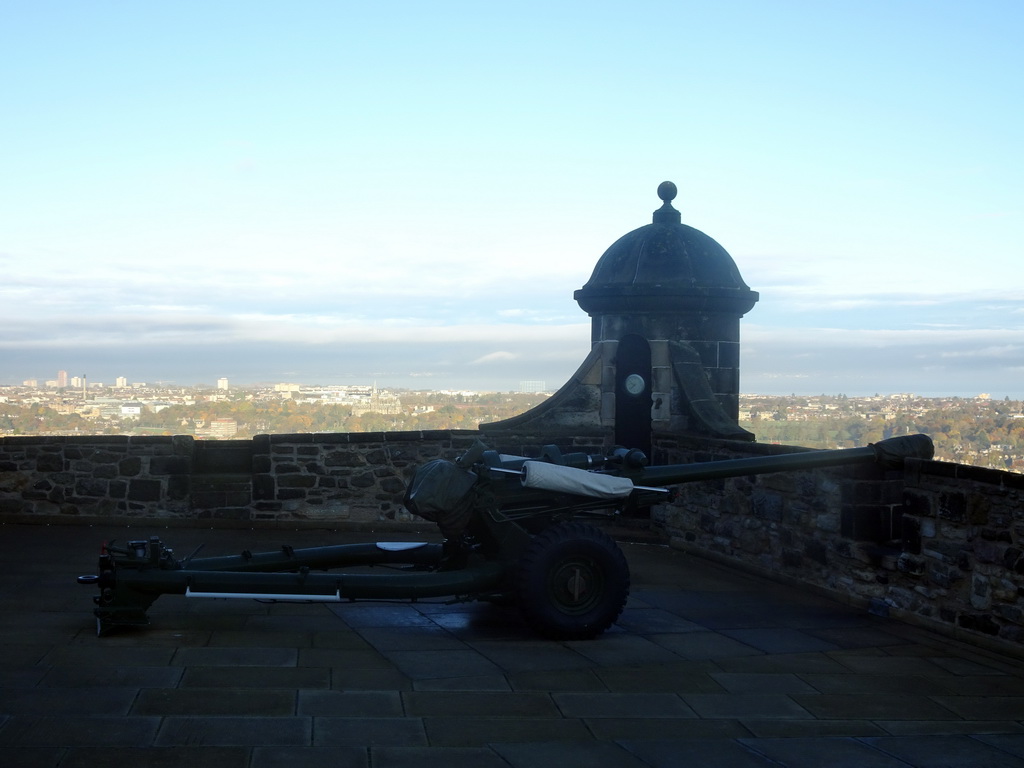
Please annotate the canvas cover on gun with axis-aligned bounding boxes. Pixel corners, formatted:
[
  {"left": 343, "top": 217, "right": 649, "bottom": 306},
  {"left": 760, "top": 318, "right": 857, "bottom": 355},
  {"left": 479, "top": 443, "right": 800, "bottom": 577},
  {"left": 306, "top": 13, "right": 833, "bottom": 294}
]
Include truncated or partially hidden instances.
[{"left": 403, "top": 459, "right": 478, "bottom": 537}]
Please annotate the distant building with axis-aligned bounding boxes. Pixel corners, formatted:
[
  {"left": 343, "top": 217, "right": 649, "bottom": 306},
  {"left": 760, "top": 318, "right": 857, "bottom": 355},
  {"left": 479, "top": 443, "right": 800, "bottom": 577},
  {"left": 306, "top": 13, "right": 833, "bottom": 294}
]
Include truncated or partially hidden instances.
[
  {"left": 120, "top": 403, "right": 143, "bottom": 419},
  {"left": 217, "top": 378, "right": 229, "bottom": 391},
  {"left": 116, "top": 377, "right": 128, "bottom": 388},
  {"left": 203, "top": 418, "right": 238, "bottom": 438},
  {"left": 57, "top": 370, "right": 68, "bottom": 388},
  {"left": 519, "top": 381, "right": 546, "bottom": 393}
]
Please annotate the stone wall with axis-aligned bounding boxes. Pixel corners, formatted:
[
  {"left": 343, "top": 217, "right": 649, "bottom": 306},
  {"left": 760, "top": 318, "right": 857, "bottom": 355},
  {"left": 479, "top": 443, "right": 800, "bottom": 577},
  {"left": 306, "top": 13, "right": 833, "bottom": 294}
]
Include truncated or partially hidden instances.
[
  {"left": 0, "top": 431, "right": 481, "bottom": 528},
  {"left": 651, "top": 433, "right": 1024, "bottom": 653},
  {"left": 247, "top": 430, "right": 481, "bottom": 526},
  {"left": 0, "top": 435, "right": 195, "bottom": 522}
]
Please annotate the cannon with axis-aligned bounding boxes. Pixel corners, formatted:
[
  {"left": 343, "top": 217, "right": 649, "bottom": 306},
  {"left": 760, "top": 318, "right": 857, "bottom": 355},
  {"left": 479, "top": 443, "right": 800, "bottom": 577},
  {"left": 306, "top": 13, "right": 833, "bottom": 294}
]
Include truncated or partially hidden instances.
[{"left": 78, "top": 434, "right": 933, "bottom": 639}]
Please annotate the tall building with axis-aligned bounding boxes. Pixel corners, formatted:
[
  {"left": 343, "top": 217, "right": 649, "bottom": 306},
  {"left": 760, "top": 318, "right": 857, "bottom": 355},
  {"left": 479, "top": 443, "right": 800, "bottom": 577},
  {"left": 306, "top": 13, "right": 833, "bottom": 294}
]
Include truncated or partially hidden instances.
[
  {"left": 57, "top": 370, "right": 68, "bottom": 388},
  {"left": 217, "top": 378, "right": 229, "bottom": 391},
  {"left": 116, "top": 377, "right": 128, "bottom": 388}
]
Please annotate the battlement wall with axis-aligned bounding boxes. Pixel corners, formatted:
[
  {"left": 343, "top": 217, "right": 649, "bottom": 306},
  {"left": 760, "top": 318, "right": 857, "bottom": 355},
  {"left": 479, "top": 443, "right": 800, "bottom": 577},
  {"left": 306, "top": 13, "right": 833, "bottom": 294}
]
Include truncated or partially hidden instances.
[
  {"left": 0, "top": 432, "right": 474, "bottom": 528},
  {"left": 652, "top": 433, "right": 1024, "bottom": 652}
]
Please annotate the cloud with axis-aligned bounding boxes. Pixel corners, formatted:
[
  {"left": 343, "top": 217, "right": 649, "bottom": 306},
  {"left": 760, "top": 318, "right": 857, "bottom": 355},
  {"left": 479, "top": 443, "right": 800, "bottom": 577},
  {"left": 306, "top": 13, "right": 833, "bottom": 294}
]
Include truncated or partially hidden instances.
[
  {"left": 470, "top": 351, "right": 519, "bottom": 365},
  {"left": 938, "top": 345, "right": 1024, "bottom": 360},
  {"left": 741, "top": 325, "right": 1024, "bottom": 397}
]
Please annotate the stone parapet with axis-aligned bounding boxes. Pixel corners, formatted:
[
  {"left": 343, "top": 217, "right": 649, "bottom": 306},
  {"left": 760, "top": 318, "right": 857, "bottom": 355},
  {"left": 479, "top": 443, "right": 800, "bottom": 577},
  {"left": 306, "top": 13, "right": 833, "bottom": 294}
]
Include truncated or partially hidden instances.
[
  {"left": 0, "top": 431, "right": 481, "bottom": 527},
  {"left": 651, "top": 434, "right": 1024, "bottom": 653},
  {"left": 0, "top": 434, "right": 194, "bottom": 521}
]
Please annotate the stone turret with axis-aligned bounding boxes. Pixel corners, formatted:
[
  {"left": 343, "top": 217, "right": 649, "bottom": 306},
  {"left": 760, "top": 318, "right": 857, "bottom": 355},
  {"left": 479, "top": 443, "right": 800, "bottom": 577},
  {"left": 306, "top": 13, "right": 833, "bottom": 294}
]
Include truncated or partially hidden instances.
[
  {"left": 575, "top": 181, "right": 758, "bottom": 447},
  {"left": 483, "top": 182, "right": 758, "bottom": 449}
]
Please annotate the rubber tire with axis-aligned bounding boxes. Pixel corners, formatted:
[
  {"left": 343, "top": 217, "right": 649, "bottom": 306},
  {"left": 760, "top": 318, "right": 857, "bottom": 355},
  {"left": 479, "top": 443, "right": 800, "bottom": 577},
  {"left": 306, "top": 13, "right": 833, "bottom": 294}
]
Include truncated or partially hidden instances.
[{"left": 515, "top": 522, "right": 630, "bottom": 640}]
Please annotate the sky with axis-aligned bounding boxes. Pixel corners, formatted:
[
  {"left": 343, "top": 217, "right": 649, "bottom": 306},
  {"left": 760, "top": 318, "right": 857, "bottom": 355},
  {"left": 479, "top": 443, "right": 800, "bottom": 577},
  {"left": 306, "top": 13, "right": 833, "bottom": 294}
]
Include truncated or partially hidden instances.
[{"left": 1, "top": 1, "right": 1022, "bottom": 397}]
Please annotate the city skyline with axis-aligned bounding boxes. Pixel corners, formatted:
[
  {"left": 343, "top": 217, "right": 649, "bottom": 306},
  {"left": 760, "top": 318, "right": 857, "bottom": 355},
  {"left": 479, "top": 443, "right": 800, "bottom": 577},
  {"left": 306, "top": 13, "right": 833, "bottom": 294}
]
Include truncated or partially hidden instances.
[
  {"left": 2, "top": 2, "right": 1022, "bottom": 398},
  {"left": 4, "top": 363, "right": 1017, "bottom": 400}
]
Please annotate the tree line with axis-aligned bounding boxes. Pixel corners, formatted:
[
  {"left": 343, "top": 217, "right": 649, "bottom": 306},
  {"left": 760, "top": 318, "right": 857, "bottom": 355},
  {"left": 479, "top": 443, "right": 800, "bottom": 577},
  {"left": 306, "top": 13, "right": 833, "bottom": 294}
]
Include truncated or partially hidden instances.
[
  {"left": 0, "top": 392, "right": 551, "bottom": 439},
  {"left": 741, "top": 395, "right": 1024, "bottom": 471}
]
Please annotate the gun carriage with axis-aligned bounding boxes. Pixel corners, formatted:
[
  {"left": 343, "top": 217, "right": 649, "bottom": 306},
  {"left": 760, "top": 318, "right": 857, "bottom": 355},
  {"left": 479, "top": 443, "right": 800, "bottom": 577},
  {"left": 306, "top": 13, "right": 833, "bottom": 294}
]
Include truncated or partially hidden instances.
[{"left": 78, "top": 434, "right": 933, "bottom": 639}]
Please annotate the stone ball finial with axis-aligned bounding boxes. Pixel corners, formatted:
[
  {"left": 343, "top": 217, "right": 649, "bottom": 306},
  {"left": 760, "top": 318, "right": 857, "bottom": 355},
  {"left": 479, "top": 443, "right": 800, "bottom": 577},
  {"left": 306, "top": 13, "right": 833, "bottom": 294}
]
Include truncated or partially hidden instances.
[{"left": 653, "top": 180, "right": 680, "bottom": 224}]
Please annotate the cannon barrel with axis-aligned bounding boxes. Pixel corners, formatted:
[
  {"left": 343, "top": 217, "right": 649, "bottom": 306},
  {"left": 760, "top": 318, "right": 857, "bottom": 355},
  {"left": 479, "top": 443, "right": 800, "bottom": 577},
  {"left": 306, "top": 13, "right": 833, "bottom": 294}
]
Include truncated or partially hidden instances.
[
  {"left": 406, "top": 434, "right": 935, "bottom": 534},
  {"left": 633, "top": 434, "right": 934, "bottom": 487}
]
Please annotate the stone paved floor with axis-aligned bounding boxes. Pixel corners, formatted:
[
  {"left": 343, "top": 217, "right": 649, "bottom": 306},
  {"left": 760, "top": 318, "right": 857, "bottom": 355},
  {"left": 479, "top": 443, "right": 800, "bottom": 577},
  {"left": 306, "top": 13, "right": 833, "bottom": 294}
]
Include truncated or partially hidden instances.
[{"left": 1, "top": 522, "right": 1023, "bottom": 767}]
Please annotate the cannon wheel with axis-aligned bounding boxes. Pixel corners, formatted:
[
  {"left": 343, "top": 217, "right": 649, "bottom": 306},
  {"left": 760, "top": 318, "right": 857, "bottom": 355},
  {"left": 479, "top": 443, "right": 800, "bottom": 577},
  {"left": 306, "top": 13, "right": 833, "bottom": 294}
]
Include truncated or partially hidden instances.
[{"left": 515, "top": 522, "right": 630, "bottom": 640}]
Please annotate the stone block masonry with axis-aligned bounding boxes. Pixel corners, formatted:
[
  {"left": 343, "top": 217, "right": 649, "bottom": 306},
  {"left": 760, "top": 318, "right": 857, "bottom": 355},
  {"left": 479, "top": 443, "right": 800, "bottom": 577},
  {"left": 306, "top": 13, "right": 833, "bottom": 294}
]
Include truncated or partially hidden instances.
[
  {"left": 248, "top": 430, "right": 481, "bottom": 525},
  {"left": 652, "top": 434, "right": 1024, "bottom": 655},
  {"left": 0, "top": 435, "right": 195, "bottom": 521},
  {"left": 0, "top": 430, "right": 483, "bottom": 527}
]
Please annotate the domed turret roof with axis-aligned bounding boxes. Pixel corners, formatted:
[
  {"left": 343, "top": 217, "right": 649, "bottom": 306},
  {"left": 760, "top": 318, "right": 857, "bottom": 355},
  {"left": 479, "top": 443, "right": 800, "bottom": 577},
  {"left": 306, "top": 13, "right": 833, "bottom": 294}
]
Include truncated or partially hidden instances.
[{"left": 574, "top": 182, "right": 758, "bottom": 316}]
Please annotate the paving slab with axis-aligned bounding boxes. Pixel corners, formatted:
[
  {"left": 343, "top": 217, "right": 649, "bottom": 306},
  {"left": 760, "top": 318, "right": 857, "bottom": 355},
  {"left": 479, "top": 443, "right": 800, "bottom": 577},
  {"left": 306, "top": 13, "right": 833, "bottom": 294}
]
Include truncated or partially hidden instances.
[
  {"left": 38, "top": 664, "right": 183, "bottom": 688},
  {"left": 297, "top": 689, "right": 403, "bottom": 716},
  {"left": 683, "top": 692, "right": 816, "bottom": 720},
  {"left": 646, "top": 630, "right": 764, "bottom": 660},
  {"left": 739, "top": 736, "right": 913, "bottom": 767},
  {"left": 369, "top": 745, "right": 508, "bottom": 768},
  {"left": 250, "top": 746, "right": 367, "bottom": 768},
  {"left": 863, "top": 734, "right": 1024, "bottom": 767},
  {"left": 154, "top": 716, "right": 311, "bottom": 746},
  {"left": 297, "top": 647, "right": 391, "bottom": 668},
  {"left": 931, "top": 695, "right": 1024, "bottom": 720},
  {"left": 876, "top": 719, "right": 1024, "bottom": 736},
  {"left": 132, "top": 688, "right": 296, "bottom": 716},
  {"left": 796, "top": 672, "right": 952, "bottom": 695},
  {"left": 60, "top": 746, "right": 251, "bottom": 768},
  {"left": 332, "top": 667, "right": 414, "bottom": 691},
  {"left": 595, "top": 663, "right": 724, "bottom": 693},
  {"left": 592, "top": 717, "right": 751, "bottom": 741},
  {"left": 422, "top": 715, "right": 592, "bottom": 747},
  {"left": 467, "top": 638, "right": 599, "bottom": 672},
  {"left": 552, "top": 691, "right": 698, "bottom": 719},
  {"left": 720, "top": 627, "right": 843, "bottom": 654},
  {"left": 179, "top": 665, "right": 330, "bottom": 689},
  {"left": 313, "top": 716, "right": 427, "bottom": 747},
  {"left": 403, "top": 690, "right": 561, "bottom": 717},
  {"left": 976, "top": 733, "right": 1024, "bottom": 757},
  {"left": 0, "top": 686, "right": 138, "bottom": 715},
  {"left": 507, "top": 667, "right": 605, "bottom": 691},
  {"left": 790, "top": 693, "right": 962, "bottom": 721},
  {"left": 741, "top": 718, "right": 890, "bottom": 738},
  {"left": 171, "top": 646, "right": 299, "bottom": 667},
  {"left": 492, "top": 739, "right": 652, "bottom": 767},
  {"left": 710, "top": 671, "right": 819, "bottom": 694},
  {"left": 410, "top": 673, "right": 510, "bottom": 691},
  {"left": 0, "top": 715, "right": 162, "bottom": 747},
  {"left": 619, "top": 737, "right": 780, "bottom": 767}
]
